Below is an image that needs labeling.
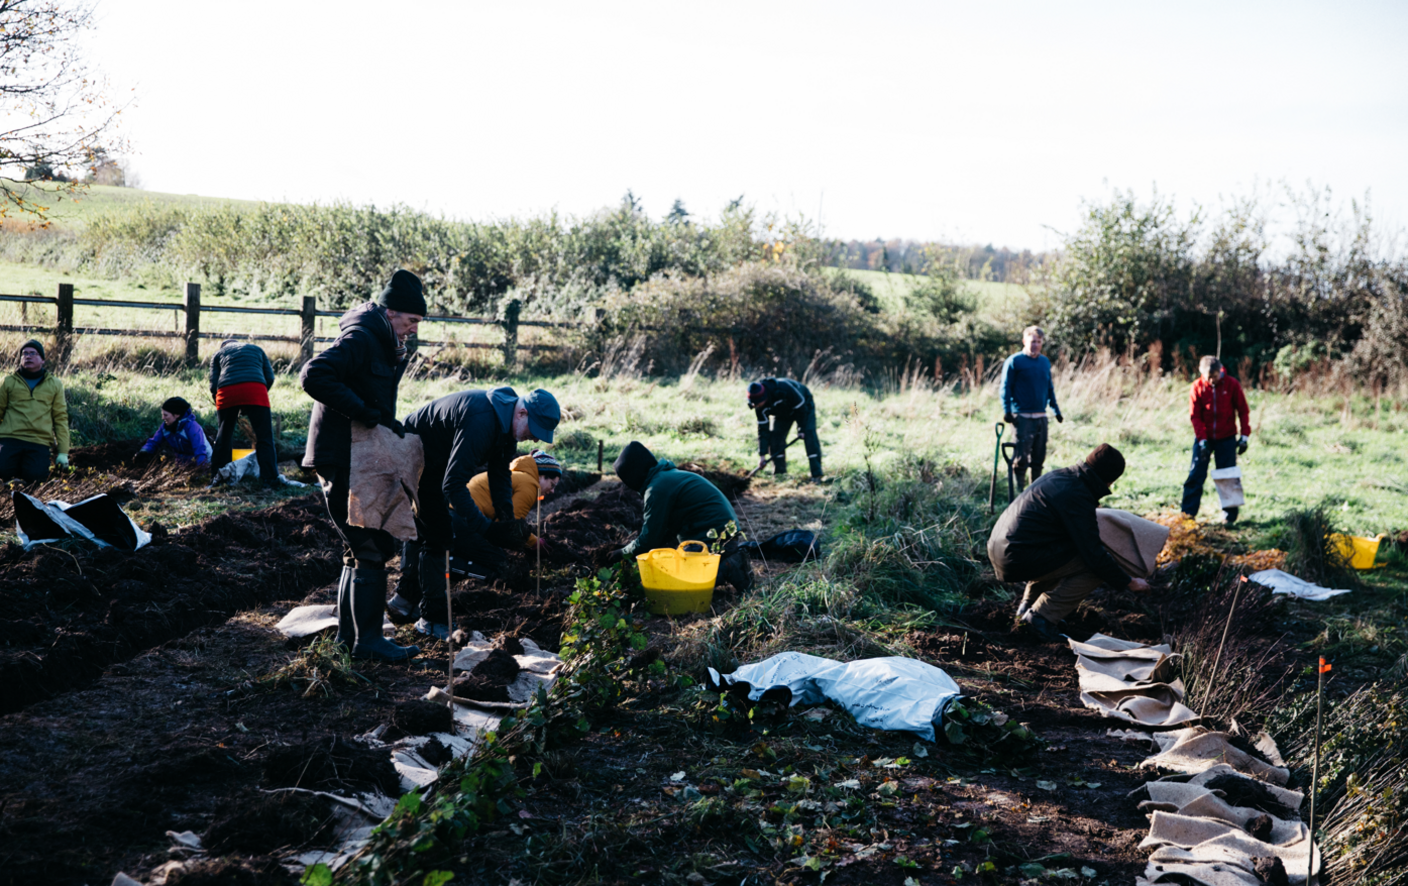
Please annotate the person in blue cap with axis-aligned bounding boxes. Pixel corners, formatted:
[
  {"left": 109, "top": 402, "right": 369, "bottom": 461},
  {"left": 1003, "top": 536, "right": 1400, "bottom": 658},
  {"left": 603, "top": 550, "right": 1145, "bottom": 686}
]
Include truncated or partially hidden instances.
[
  {"left": 388, "top": 385, "right": 560, "bottom": 640},
  {"left": 747, "top": 377, "right": 822, "bottom": 480}
]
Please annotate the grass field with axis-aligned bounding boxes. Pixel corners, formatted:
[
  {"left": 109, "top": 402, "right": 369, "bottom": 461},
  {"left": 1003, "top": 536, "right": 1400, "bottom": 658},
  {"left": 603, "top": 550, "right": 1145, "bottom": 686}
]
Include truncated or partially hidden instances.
[{"left": 5, "top": 182, "right": 259, "bottom": 227}]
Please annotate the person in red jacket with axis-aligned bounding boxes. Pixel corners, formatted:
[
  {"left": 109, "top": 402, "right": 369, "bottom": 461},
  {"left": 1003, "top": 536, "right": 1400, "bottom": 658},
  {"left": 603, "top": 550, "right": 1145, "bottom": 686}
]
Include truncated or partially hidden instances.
[{"left": 1180, "top": 356, "right": 1251, "bottom": 522}]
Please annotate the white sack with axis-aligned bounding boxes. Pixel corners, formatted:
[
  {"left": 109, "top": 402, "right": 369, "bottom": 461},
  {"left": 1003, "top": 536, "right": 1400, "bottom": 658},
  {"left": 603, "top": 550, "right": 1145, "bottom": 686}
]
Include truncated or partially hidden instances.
[
  {"left": 708, "top": 651, "right": 962, "bottom": 742},
  {"left": 213, "top": 451, "right": 308, "bottom": 487},
  {"left": 1248, "top": 569, "right": 1351, "bottom": 601},
  {"left": 1210, "top": 466, "right": 1245, "bottom": 509}
]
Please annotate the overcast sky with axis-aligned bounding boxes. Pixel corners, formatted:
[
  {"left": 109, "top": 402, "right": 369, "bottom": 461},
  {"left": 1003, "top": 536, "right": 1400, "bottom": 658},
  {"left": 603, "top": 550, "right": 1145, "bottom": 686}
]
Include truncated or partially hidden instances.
[{"left": 84, "top": 0, "right": 1407, "bottom": 251}]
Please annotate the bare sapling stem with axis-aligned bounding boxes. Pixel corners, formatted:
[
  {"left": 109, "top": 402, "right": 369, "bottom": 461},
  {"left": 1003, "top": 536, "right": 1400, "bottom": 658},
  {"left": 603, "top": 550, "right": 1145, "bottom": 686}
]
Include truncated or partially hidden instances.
[
  {"left": 536, "top": 494, "right": 542, "bottom": 596},
  {"left": 444, "top": 551, "right": 453, "bottom": 704},
  {"left": 1309, "top": 656, "right": 1330, "bottom": 885},
  {"left": 1200, "top": 575, "right": 1245, "bottom": 720}
]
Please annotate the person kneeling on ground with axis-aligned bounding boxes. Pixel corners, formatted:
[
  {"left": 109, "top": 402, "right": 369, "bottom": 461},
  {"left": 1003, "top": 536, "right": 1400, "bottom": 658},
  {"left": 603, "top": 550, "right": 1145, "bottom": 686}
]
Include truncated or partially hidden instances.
[
  {"left": 606, "top": 441, "right": 754, "bottom": 593},
  {"left": 468, "top": 450, "right": 562, "bottom": 551},
  {"left": 0, "top": 339, "right": 70, "bottom": 482},
  {"left": 986, "top": 443, "right": 1149, "bottom": 641},
  {"left": 209, "top": 339, "right": 279, "bottom": 487},
  {"left": 389, "top": 386, "right": 561, "bottom": 640},
  {"left": 137, "top": 397, "right": 212, "bottom": 465}
]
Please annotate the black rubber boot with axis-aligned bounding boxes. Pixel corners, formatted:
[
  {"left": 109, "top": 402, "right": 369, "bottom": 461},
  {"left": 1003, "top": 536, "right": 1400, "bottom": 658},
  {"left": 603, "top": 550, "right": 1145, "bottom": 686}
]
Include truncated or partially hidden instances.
[
  {"left": 334, "top": 565, "right": 354, "bottom": 648},
  {"left": 350, "top": 567, "right": 419, "bottom": 662},
  {"left": 717, "top": 549, "right": 754, "bottom": 594},
  {"left": 387, "top": 540, "right": 421, "bottom": 625}
]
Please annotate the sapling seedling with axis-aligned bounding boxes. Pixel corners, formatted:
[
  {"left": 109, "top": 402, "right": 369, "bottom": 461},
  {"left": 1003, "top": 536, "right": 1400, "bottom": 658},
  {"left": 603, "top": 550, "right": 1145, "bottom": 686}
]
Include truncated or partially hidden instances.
[{"left": 1308, "top": 655, "right": 1330, "bottom": 885}]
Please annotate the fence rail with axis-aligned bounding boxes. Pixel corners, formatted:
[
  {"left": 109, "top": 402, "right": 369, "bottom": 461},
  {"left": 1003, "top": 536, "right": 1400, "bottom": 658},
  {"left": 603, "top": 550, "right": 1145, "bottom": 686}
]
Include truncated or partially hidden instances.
[{"left": 0, "top": 282, "right": 564, "bottom": 367}]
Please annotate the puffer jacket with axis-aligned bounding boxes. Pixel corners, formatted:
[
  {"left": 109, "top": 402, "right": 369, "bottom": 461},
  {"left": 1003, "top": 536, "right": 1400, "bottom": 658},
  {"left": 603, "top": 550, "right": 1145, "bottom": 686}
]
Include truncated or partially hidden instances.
[
  {"left": 620, "top": 458, "right": 738, "bottom": 559},
  {"left": 0, "top": 371, "right": 70, "bottom": 454},
  {"left": 209, "top": 341, "right": 275, "bottom": 397},
  {"left": 469, "top": 454, "right": 545, "bottom": 548},
  {"left": 300, "top": 302, "right": 407, "bottom": 468},
  {"left": 986, "top": 462, "right": 1130, "bottom": 590},
  {"left": 1188, "top": 374, "right": 1250, "bottom": 442},
  {"left": 138, "top": 409, "right": 212, "bottom": 465}
]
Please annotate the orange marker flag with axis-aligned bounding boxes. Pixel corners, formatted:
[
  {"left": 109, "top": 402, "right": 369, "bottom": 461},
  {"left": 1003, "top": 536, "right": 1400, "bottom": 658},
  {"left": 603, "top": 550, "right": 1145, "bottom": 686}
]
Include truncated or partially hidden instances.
[{"left": 1319, "top": 657, "right": 1331, "bottom": 674}]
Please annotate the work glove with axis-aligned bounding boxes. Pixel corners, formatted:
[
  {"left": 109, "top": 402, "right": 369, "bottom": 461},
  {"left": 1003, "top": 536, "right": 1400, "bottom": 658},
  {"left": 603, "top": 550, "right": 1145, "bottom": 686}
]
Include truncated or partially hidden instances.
[
  {"left": 603, "top": 547, "right": 626, "bottom": 565},
  {"left": 757, "top": 455, "right": 769, "bottom": 471},
  {"left": 1003, "top": 412, "right": 1016, "bottom": 425},
  {"left": 356, "top": 407, "right": 381, "bottom": 428},
  {"left": 1054, "top": 411, "right": 1064, "bottom": 424},
  {"left": 1237, "top": 435, "right": 1249, "bottom": 455},
  {"left": 383, "top": 417, "right": 406, "bottom": 439},
  {"left": 484, "top": 519, "right": 530, "bottom": 548},
  {"left": 55, "top": 453, "right": 69, "bottom": 468}
]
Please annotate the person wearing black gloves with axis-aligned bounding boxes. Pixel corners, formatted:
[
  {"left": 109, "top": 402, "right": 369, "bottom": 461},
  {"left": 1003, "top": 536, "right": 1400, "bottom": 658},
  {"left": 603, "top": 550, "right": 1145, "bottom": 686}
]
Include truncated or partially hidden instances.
[
  {"left": 300, "top": 268, "right": 425, "bottom": 662},
  {"left": 986, "top": 443, "right": 1149, "bottom": 642},
  {"left": 387, "top": 385, "right": 561, "bottom": 640},
  {"left": 747, "top": 377, "right": 822, "bottom": 480}
]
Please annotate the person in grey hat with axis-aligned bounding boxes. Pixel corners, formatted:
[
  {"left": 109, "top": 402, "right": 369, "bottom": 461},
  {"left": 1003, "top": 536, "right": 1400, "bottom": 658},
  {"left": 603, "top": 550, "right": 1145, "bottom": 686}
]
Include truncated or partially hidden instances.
[
  {"left": 388, "top": 385, "right": 560, "bottom": 640},
  {"left": 300, "top": 268, "right": 427, "bottom": 662}
]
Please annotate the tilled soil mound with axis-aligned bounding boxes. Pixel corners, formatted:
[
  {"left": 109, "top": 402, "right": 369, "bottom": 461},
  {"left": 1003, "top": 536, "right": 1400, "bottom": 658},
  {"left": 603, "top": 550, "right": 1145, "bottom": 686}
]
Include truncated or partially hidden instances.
[{"left": 0, "top": 496, "right": 341, "bottom": 714}]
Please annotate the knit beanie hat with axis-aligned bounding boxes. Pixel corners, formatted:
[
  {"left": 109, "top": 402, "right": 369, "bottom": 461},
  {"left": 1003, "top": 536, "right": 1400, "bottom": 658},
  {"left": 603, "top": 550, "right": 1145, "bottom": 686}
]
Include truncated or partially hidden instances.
[
  {"left": 162, "top": 396, "right": 192, "bottom": 416},
  {"left": 747, "top": 381, "right": 767, "bottom": 407},
  {"left": 377, "top": 269, "right": 428, "bottom": 316},
  {"left": 531, "top": 450, "right": 564, "bottom": 478},
  {"left": 1085, "top": 443, "right": 1126, "bottom": 486},
  {"left": 19, "top": 339, "right": 44, "bottom": 361}
]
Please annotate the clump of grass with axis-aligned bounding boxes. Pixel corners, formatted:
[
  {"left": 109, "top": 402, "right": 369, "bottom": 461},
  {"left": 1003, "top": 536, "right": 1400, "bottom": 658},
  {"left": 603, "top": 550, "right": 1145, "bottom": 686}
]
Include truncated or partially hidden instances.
[
  {"left": 255, "top": 634, "right": 367, "bottom": 698},
  {"left": 1278, "top": 502, "right": 1356, "bottom": 588}
]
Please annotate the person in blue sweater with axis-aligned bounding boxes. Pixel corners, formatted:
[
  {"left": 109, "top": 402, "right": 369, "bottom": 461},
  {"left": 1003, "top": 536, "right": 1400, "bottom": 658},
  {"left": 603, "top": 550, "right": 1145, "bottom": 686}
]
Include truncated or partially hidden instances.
[
  {"left": 137, "top": 397, "right": 212, "bottom": 466},
  {"left": 999, "top": 326, "right": 1063, "bottom": 491}
]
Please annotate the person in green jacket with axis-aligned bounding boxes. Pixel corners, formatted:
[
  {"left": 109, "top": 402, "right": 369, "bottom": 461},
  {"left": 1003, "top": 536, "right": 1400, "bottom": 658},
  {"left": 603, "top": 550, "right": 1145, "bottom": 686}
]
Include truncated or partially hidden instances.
[
  {"left": 606, "top": 441, "right": 754, "bottom": 592},
  {"left": 0, "top": 339, "right": 70, "bottom": 482}
]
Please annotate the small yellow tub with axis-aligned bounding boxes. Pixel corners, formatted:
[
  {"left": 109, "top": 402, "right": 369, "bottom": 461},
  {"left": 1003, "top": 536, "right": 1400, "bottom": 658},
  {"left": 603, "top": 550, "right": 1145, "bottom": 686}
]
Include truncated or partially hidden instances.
[
  {"left": 1331, "top": 533, "right": 1387, "bottom": 570},
  {"left": 637, "top": 541, "right": 720, "bottom": 615},
  {"left": 231, "top": 448, "right": 255, "bottom": 461}
]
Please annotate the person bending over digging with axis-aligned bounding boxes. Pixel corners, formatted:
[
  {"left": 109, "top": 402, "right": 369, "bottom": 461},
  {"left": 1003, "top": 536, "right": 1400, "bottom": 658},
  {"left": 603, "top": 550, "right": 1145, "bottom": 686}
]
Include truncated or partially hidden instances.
[
  {"left": 467, "top": 450, "right": 562, "bottom": 551},
  {"left": 137, "top": 397, "right": 212, "bottom": 466},
  {"left": 388, "top": 386, "right": 561, "bottom": 640},
  {"left": 208, "top": 339, "right": 279, "bottom": 487},
  {"left": 605, "top": 441, "right": 754, "bottom": 592},
  {"left": 0, "top": 339, "right": 70, "bottom": 482},
  {"left": 1181, "top": 356, "right": 1250, "bottom": 524},
  {"left": 748, "top": 377, "right": 823, "bottom": 480},
  {"left": 300, "top": 269, "right": 425, "bottom": 663},
  {"left": 987, "top": 443, "right": 1149, "bottom": 642},
  {"left": 999, "top": 325, "right": 1062, "bottom": 492}
]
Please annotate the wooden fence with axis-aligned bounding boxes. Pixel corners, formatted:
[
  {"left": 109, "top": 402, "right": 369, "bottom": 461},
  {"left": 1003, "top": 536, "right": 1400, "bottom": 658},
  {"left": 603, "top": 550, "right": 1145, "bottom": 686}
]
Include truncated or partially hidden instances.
[{"left": 0, "top": 282, "right": 567, "bottom": 368}]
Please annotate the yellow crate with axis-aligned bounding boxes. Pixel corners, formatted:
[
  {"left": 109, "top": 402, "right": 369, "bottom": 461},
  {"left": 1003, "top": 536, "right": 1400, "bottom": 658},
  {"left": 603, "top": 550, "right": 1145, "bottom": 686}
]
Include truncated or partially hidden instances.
[
  {"left": 1330, "top": 533, "right": 1387, "bottom": 570},
  {"left": 231, "top": 448, "right": 255, "bottom": 460},
  {"left": 637, "top": 541, "right": 719, "bottom": 615}
]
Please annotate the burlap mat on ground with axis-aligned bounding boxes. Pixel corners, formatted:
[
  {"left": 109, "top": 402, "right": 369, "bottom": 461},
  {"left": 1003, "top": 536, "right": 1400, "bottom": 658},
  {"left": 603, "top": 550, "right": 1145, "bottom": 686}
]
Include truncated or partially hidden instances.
[
  {"left": 348, "top": 422, "right": 424, "bottom": 542},
  {"left": 1096, "top": 508, "right": 1171, "bottom": 579},
  {"left": 1139, "top": 727, "right": 1291, "bottom": 784},
  {"left": 1069, "top": 633, "right": 1199, "bottom": 727}
]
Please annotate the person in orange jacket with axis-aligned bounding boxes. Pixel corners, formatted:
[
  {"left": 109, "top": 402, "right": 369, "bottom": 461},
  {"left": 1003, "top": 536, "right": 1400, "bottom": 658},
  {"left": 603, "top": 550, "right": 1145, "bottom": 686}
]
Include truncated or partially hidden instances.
[
  {"left": 467, "top": 450, "right": 562, "bottom": 550},
  {"left": 1180, "top": 356, "right": 1251, "bottom": 523}
]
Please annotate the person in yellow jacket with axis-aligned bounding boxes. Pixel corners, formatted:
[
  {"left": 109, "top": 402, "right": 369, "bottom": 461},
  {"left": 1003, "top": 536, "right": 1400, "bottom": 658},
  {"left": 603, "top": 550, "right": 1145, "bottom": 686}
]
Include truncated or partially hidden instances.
[
  {"left": 467, "top": 450, "right": 563, "bottom": 550},
  {"left": 0, "top": 340, "right": 70, "bottom": 482}
]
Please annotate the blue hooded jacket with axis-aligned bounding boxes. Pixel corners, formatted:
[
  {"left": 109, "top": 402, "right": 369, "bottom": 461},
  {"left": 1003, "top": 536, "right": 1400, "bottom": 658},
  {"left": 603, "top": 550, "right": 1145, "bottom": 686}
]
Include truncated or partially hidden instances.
[{"left": 139, "top": 409, "right": 212, "bottom": 465}]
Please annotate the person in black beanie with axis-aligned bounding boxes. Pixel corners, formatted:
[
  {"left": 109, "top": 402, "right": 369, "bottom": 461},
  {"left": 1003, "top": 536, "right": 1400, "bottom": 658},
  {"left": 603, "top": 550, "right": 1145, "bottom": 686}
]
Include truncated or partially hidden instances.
[
  {"left": 986, "top": 443, "right": 1149, "bottom": 641},
  {"left": 0, "top": 339, "right": 70, "bottom": 481},
  {"left": 300, "top": 269, "right": 427, "bottom": 662}
]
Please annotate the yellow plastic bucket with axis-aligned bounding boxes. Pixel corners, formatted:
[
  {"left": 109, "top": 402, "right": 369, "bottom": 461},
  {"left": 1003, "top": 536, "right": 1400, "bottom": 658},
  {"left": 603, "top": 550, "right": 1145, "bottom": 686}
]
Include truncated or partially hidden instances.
[
  {"left": 231, "top": 448, "right": 255, "bottom": 460},
  {"left": 1331, "top": 533, "right": 1386, "bottom": 570},
  {"left": 637, "top": 541, "right": 719, "bottom": 615}
]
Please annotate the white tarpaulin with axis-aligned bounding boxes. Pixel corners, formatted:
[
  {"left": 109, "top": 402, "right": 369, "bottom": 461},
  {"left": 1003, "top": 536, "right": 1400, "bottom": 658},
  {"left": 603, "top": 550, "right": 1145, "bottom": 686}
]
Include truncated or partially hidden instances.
[
  {"left": 1248, "top": 569, "right": 1351, "bottom": 601},
  {"left": 13, "top": 490, "right": 151, "bottom": 551},
  {"left": 707, "top": 651, "right": 962, "bottom": 742}
]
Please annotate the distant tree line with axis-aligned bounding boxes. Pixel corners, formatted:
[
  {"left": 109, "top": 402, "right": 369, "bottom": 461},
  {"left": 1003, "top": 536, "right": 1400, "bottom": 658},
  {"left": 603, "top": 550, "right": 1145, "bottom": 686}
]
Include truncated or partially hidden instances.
[{"left": 822, "top": 238, "right": 1048, "bottom": 283}]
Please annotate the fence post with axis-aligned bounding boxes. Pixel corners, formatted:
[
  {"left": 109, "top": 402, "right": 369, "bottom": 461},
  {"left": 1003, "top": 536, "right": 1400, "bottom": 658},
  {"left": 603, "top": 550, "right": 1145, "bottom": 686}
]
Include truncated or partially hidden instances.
[
  {"left": 300, "top": 295, "right": 316, "bottom": 365},
  {"left": 501, "top": 298, "right": 521, "bottom": 369},
  {"left": 183, "top": 283, "right": 201, "bottom": 365},
  {"left": 54, "top": 282, "right": 74, "bottom": 366}
]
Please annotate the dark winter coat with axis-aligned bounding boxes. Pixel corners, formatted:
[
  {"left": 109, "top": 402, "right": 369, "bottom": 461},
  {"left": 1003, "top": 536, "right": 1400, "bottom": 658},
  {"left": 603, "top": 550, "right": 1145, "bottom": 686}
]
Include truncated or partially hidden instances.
[
  {"left": 620, "top": 459, "right": 738, "bottom": 558},
  {"left": 986, "top": 463, "right": 1130, "bottom": 590},
  {"left": 403, "top": 387, "right": 519, "bottom": 537},
  {"left": 138, "top": 409, "right": 212, "bottom": 465},
  {"left": 753, "top": 377, "right": 813, "bottom": 455},
  {"left": 209, "top": 341, "right": 275, "bottom": 397},
  {"left": 300, "top": 303, "right": 407, "bottom": 469},
  {"left": 1188, "top": 374, "right": 1250, "bottom": 442}
]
